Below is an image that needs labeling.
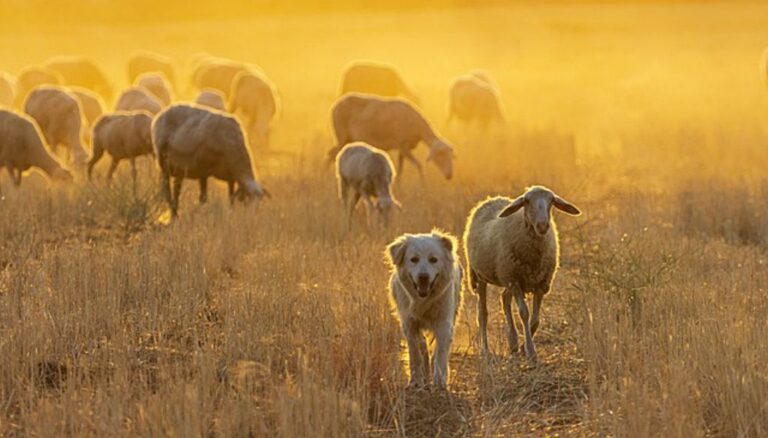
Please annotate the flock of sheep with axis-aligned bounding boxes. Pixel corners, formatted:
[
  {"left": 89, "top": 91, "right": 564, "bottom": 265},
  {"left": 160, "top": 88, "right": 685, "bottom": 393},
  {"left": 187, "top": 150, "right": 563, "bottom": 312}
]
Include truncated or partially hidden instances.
[{"left": 0, "top": 52, "right": 578, "bottom": 389}]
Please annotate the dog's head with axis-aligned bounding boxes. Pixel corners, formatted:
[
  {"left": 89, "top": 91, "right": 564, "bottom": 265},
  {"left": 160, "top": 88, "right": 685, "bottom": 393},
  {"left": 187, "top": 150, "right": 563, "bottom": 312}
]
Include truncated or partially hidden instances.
[{"left": 386, "top": 230, "right": 458, "bottom": 299}]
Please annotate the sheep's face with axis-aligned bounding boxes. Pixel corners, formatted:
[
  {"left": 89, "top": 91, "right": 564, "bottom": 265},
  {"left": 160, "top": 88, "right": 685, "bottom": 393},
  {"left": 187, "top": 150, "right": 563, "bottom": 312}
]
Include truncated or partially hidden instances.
[
  {"left": 499, "top": 186, "right": 582, "bottom": 236},
  {"left": 236, "top": 180, "right": 270, "bottom": 203},
  {"left": 387, "top": 232, "right": 456, "bottom": 299},
  {"left": 427, "top": 140, "right": 454, "bottom": 180},
  {"left": 375, "top": 197, "right": 400, "bottom": 227}
]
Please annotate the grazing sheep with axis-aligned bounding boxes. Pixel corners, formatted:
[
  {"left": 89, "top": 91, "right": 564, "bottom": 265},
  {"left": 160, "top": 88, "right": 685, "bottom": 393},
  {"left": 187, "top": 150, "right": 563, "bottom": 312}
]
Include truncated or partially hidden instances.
[
  {"left": 14, "top": 67, "right": 62, "bottom": 108},
  {"left": 340, "top": 61, "right": 419, "bottom": 103},
  {"left": 70, "top": 87, "right": 105, "bottom": 146},
  {"left": 115, "top": 87, "right": 163, "bottom": 115},
  {"left": 0, "top": 109, "right": 72, "bottom": 188},
  {"left": 127, "top": 51, "right": 175, "bottom": 86},
  {"left": 447, "top": 73, "right": 505, "bottom": 127},
  {"left": 152, "top": 104, "right": 269, "bottom": 216},
  {"left": 44, "top": 56, "right": 112, "bottom": 100},
  {"left": 195, "top": 90, "right": 227, "bottom": 111},
  {"left": 330, "top": 93, "right": 454, "bottom": 180},
  {"left": 0, "top": 73, "right": 14, "bottom": 108},
  {"left": 192, "top": 59, "right": 250, "bottom": 98},
  {"left": 88, "top": 111, "right": 154, "bottom": 183},
  {"left": 463, "top": 186, "right": 581, "bottom": 361},
  {"left": 386, "top": 230, "right": 463, "bottom": 389},
  {"left": 229, "top": 70, "right": 278, "bottom": 150},
  {"left": 335, "top": 142, "right": 399, "bottom": 228},
  {"left": 24, "top": 86, "right": 88, "bottom": 166},
  {"left": 135, "top": 72, "right": 173, "bottom": 106}
]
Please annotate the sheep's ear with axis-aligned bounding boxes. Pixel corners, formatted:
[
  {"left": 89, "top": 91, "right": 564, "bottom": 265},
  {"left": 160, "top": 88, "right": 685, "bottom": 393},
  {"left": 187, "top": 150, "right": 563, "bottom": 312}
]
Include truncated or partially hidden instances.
[
  {"left": 386, "top": 238, "right": 408, "bottom": 267},
  {"left": 553, "top": 195, "right": 580, "bottom": 216},
  {"left": 498, "top": 196, "right": 526, "bottom": 218}
]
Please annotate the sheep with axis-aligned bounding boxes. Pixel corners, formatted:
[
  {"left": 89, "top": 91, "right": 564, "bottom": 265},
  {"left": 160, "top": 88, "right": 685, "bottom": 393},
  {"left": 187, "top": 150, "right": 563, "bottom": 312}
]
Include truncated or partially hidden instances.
[
  {"left": 23, "top": 86, "right": 88, "bottom": 166},
  {"left": 195, "top": 90, "right": 227, "bottom": 111},
  {"left": 0, "top": 73, "right": 14, "bottom": 108},
  {"left": 87, "top": 111, "right": 154, "bottom": 184},
  {"left": 70, "top": 87, "right": 105, "bottom": 146},
  {"left": 340, "top": 61, "right": 419, "bottom": 104},
  {"left": 463, "top": 186, "right": 581, "bottom": 361},
  {"left": 192, "top": 58, "right": 250, "bottom": 98},
  {"left": 115, "top": 87, "right": 163, "bottom": 115},
  {"left": 44, "top": 56, "right": 112, "bottom": 100},
  {"left": 329, "top": 93, "right": 454, "bottom": 180},
  {"left": 0, "top": 109, "right": 72, "bottom": 189},
  {"left": 152, "top": 104, "right": 269, "bottom": 217},
  {"left": 229, "top": 70, "right": 278, "bottom": 150},
  {"left": 135, "top": 72, "right": 173, "bottom": 106},
  {"left": 385, "top": 230, "right": 463, "bottom": 389},
  {"left": 127, "top": 51, "right": 175, "bottom": 86},
  {"left": 447, "top": 73, "right": 505, "bottom": 127},
  {"left": 14, "top": 67, "right": 62, "bottom": 108},
  {"left": 335, "top": 142, "right": 400, "bottom": 229}
]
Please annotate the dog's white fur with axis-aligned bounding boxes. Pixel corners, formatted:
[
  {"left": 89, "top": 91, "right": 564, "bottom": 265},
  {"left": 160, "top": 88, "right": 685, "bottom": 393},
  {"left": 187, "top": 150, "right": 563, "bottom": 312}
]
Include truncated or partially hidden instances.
[{"left": 385, "top": 230, "right": 463, "bottom": 389}]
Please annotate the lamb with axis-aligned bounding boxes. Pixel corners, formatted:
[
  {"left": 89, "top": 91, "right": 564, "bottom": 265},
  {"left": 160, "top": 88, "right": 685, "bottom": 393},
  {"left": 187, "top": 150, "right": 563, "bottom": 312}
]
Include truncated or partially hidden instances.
[
  {"left": 340, "top": 61, "right": 419, "bottom": 104},
  {"left": 385, "top": 230, "right": 463, "bottom": 389},
  {"left": 23, "top": 86, "right": 88, "bottom": 166},
  {"left": 152, "top": 104, "right": 269, "bottom": 216},
  {"left": 127, "top": 51, "right": 175, "bottom": 86},
  {"left": 70, "top": 87, "right": 105, "bottom": 146},
  {"left": 447, "top": 73, "right": 505, "bottom": 127},
  {"left": 195, "top": 90, "right": 227, "bottom": 111},
  {"left": 87, "top": 111, "right": 154, "bottom": 183},
  {"left": 14, "top": 67, "right": 62, "bottom": 108},
  {"left": 0, "top": 73, "right": 13, "bottom": 108},
  {"left": 135, "top": 72, "right": 173, "bottom": 106},
  {"left": 115, "top": 87, "right": 163, "bottom": 115},
  {"left": 329, "top": 93, "right": 454, "bottom": 180},
  {"left": 463, "top": 186, "right": 581, "bottom": 361},
  {"left": 335, "top": 142, "right": 400, "bottom": 229},
  {"left": 0, "top": 109, "right": 72, "bottom": 188},
  {"left": 192, "top": 58, "right": 251, "bottom": 98},
  {"left": 229, "top": 71, "right": 278, "bottom": 150},
  {"left": 44, "top": 56, "right": 112, "bottom": 100}
]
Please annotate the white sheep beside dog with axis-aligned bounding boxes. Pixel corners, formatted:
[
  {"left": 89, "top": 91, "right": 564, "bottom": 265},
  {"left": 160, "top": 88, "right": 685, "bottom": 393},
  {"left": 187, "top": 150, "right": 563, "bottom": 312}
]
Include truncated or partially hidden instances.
[
  {"left": 335, "top": 142, "right": 400, "bottom": 229},
  {"left": 386, "top": 230, "right": 463, "bottom": 389},
  {"left": 463, "top": 186, "right": 581, "bottom": 361}
]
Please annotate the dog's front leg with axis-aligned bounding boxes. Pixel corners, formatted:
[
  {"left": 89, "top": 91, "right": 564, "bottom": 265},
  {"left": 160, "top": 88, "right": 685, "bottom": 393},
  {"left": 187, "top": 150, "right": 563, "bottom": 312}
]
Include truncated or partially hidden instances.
[
  {"left": 403, "top": 321, "right": 426, "bottom": 388},
  {"left": 432, "top": 320, "right": 454, "bottom": 389}
]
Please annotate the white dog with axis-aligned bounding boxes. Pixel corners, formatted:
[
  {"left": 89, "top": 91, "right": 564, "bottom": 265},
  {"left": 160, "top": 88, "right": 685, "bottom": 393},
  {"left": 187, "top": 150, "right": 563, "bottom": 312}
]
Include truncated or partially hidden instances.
[{"left": 385, "top": 230, "right": 463, "bottom": 389}]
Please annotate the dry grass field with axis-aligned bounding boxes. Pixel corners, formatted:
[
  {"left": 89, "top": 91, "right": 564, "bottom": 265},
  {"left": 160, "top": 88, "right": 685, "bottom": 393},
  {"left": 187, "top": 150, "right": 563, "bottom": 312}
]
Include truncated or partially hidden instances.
[{"left": 2, "top": 1, "right": 768, "bottom": 436}]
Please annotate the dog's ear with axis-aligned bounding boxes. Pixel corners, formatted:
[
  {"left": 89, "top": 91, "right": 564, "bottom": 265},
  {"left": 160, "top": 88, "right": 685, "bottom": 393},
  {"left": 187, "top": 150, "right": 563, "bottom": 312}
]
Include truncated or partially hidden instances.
[
  {"left": 432, "top": 230, "right": 458, "bottom": 258},
  {"left": 386, "top": 237, "right": 408, "bottom": 267}
]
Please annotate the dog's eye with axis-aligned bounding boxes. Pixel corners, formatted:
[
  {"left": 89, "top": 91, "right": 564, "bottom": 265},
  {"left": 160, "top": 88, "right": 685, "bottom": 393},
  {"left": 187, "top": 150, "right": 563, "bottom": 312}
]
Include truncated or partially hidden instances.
[
  {"left": 428, "top": 256, "right": 438, "bottom": 264},
  {"left": 410, "top": 257, "right": 419, "bottom": 264}
]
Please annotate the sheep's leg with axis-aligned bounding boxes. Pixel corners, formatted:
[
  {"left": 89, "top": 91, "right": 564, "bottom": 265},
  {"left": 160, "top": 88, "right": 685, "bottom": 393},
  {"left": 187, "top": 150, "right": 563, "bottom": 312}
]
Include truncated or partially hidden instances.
[
  {"left": 339, "top": 178, "right": 349, "bottom": 205},
  {"left": 397, "top": 151, "right": 406, "bottom": 182},
  {"left": 11, "top": 168, "right": 22, "bottom": 187},
  {"left": 475, "top": 275, "right": 490, "bottom": 355},
  {"left": 199, "top": 178, "right": 208, "bottom": 204},
  {"left": 228, "top": 181, "right": 236, "bottom": 205},
  {"left": 106, "top": 158, "right": 119, "bottom": 183},
  {"left": 160, "top": 170, "right": 172, "bottom": 212},
  {"left": 515, "top": 293, "right": 537, "bottom": 361},
  {"left": 363, "top": 196, "right": 374, "bottom": 229},
  {"left": 171, "top": 177, "right": 183, "bottom": 217},
  {"left": 130, "top": 159, "right": 138, "bottom": 194},
  {"left": 402, "top": 150, "right": 424, "bottom": 180},
  {"left": 347, "top": 191, "right": 361, "bottom": 230},
  {"left": 530, "top": 293, "right": 543, "bottom": 337},
  {"left": 502, "top": 288, "right": 520, "bottom": 355},
  {"left": 432, "top": 320, "right": 454, "bottom": 389},
  {"left": 403, "top": 321, "right": 427, "bottom": 388}
]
